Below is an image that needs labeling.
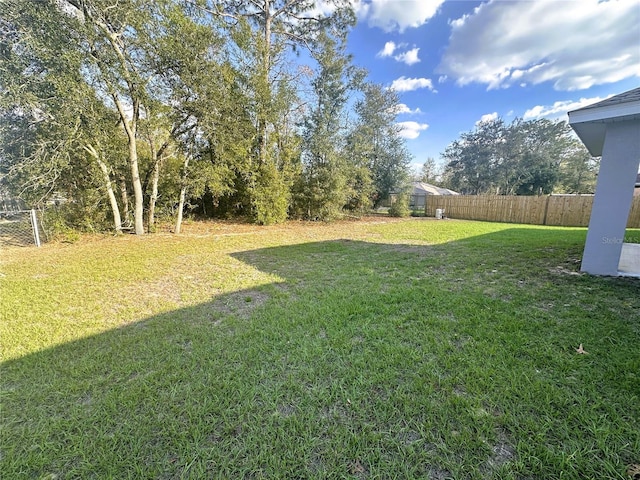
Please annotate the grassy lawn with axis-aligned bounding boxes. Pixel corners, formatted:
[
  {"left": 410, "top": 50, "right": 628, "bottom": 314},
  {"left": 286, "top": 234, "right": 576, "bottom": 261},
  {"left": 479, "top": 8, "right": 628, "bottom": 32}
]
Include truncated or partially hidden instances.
[{"left": 1, "top": 218, "right": 639, "bottom": 479}]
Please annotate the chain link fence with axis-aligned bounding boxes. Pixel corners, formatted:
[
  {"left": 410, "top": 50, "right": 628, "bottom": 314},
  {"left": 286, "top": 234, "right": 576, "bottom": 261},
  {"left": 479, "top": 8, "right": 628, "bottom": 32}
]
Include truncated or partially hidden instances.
[{"left": 0, "top": 210, "right": 46, "bottom": 247}]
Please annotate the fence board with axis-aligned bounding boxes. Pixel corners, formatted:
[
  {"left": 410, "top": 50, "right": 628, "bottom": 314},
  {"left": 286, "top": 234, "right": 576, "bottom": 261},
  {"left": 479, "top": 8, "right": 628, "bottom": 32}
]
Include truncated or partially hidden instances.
[
  {"left": 425, "top": 195, "right": 640, "bottom": 228},
  {"left": 628, "top": 195, "right": 640, "bottom": 227}
]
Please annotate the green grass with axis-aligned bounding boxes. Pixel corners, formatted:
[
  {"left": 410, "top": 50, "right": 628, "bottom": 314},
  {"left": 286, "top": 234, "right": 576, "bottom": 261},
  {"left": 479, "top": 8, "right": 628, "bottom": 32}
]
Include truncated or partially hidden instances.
[{"left": 1, "top": 219, "right": 639, "bottom": 479}]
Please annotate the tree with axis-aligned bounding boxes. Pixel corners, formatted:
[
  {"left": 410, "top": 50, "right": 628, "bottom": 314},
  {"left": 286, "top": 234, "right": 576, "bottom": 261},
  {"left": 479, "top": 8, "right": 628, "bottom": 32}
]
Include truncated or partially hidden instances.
[
  {"left": 58, "top": 0, "right": 162, "bottom": 234},
  {"left": 199, "top": 0, "right": 356, "bottom": 223},
  {"left": 441, "top": 118, "right": 506, "bottom": 194},
  {"left": 294, "top": 32, "right": 362, "bottom": 220},
  {"left": 1, "top": 0, "right": 82, "bottom": 206},
  {"left": 348, "top": 83, "right": 412, "bottom": 207},
  {"left": 150, "top": 3, "right": 240, "bottom": 222},
  {"left": 1, "top": 0, "right": 136, "bottom": 231},
  {"left": 557, "top": 149, "right": 599, "bottom": 194},
  {"left": 2, "top": 0, "right": 176, "bottom": 234},
  {"left": 508, "top": 118, "right": 572, "bottom": 195},
  {"left": 440, "top": 117, "right": 592, "bottom": 195},
  {"left": 418, "top": 157, "right": 439, "bottom": 184},
  {"left": 3, "top": 0, "right": 247, "bottom": 232}
]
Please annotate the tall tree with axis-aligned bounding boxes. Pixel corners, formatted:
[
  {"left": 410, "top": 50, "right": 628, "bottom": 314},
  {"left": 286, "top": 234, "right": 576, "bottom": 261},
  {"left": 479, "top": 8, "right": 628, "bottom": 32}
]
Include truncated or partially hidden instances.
[
  {"left": 441, "top": 117, "right": 592, "bottom": 195},
  {"left": 348, "top": 83, "right": 412, "bottom": 207},
  {"left": 557, "top": 148, "right": 599, "bottom": 194},
  {"left": 154, "top": 4, "right": 251, "bottom": 221},
  {"left": 58, "top": 0, "right": 162, "bottom": 234},
  {"left": 418, "top": 157, "right": 439, "bottom": 184},
  {"left": 1, "top": 0, "right": 82, "bottom": 206},
  {"left": 441, "top": 118, "right": 506, "bottom": 195},
  {"left": 1, "top": 0, "right": 132, "bottom": 231},
  {"left": 198, "top": 0, "right": 356, "bottom": 223},
  {"left": 295, "top": 32, "right": 362, "bottom": 220}
]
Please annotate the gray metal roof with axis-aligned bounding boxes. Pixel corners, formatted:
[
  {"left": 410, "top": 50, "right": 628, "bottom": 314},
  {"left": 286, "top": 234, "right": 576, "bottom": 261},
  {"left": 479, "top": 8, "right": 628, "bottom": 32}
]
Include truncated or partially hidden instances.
[{"left": 413, "top": 182, "right": 459, "bottom": 196}]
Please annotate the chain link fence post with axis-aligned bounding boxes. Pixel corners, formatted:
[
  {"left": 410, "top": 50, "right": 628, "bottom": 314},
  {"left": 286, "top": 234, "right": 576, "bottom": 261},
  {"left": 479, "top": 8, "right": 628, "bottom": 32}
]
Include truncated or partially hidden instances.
[{"left": 0, "top": 210, "right": 45, "bottom": 247}]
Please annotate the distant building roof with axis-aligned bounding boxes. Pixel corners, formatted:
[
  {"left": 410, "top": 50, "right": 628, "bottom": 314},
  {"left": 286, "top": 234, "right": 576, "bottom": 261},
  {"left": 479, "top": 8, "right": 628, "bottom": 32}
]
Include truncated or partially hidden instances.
[
  {"left": 568, "top": 87, "right": 640, "bottom": 156},
  {"left": 636, "top": 173, "right": 640, "bottom": 187},
  {"left": 413, "top": 182, "right": 459, "bottom": 196}
]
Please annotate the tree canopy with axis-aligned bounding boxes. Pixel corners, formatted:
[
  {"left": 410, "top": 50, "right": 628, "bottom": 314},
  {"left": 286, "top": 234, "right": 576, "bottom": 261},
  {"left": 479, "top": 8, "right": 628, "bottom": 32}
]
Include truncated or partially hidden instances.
[
  {"left": 440, "top": 117, "right": 598, "bottom": 195},
  {"left": 1, "top": 0, "right": 412, "bottom": 232}
]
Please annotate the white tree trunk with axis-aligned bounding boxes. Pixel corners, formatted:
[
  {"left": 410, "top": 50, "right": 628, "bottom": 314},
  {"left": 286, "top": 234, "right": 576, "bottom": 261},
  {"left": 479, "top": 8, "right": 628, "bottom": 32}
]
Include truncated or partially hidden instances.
[
  {"left": 175, "top": 154, "right": 190, "bottom": 234},
  {"left": 84, "top": 145, "right": 123, "bottom": 233},
  {"left": 148, "top": 158, "right": 160, "bottom": 232}
]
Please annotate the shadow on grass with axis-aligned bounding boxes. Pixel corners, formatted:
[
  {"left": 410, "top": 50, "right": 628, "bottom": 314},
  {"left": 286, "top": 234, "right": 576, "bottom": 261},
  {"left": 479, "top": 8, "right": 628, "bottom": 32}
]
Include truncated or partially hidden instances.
[{"left": 2, "top": 228, "right": 639, "bottom": 478}]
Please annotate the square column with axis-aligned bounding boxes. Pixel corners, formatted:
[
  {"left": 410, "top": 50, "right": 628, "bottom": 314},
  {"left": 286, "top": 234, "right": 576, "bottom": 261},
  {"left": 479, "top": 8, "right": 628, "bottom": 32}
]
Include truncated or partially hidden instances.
[{"left": 581, "top": 121, "right": 640, "bottom": 275}]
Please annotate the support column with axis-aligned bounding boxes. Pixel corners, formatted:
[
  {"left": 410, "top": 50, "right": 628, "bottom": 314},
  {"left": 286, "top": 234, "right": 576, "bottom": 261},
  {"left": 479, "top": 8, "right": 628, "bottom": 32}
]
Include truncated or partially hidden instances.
[{"left": 581, "top": 121, "right": 640, "bottom": 275}]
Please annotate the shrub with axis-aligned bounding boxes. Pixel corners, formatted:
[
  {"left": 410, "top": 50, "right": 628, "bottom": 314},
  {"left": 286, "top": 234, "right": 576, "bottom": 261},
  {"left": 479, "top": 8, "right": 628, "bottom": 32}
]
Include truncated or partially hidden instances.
[{"left": 389, "top": 193, "right": 410, "bottom": 217}]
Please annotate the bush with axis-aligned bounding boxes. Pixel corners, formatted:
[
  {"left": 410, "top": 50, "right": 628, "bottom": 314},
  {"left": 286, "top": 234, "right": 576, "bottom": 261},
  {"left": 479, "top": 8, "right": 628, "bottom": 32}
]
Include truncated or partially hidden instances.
[
  {"left": 252, "top": 164, "right": 290, "bottom": 225},
  {"left": 389, "top": 193, "right": 410, "bottom": 217}
]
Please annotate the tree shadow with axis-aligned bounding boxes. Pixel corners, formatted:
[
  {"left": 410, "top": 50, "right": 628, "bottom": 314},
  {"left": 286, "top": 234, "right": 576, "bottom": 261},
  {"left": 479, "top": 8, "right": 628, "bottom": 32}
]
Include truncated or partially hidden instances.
[{"left": 2, "top": 228, "right": 639, "bottom": 478}]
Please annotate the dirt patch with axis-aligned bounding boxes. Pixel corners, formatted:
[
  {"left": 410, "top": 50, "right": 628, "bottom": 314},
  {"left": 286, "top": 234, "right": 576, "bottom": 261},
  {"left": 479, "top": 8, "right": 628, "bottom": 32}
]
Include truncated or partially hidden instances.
[
  {"left": 348, "top": 459, "right": 368, "bottom": 478},
  {"left": 398, "top": 430, "right": 421, "bottom": 445},
  {"left": 210, "top": 289, "right": 270, "bottom": 319},
  {"left": 484, "top": 428, "right": 516, "bottom": 473},
  {"left": 549, "top": 265, "right": 584, "bottom": 276},
  {"left": 276, "top": 404, "right": 297, "bottom": 417},
  {"left": 425, "top": 465, "right": 452, "bottom": 480}
]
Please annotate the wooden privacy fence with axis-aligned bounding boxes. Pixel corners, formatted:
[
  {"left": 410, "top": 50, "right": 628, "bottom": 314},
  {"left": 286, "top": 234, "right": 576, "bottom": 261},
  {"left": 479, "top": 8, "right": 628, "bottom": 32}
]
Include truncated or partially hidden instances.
[{"left": 425, "top": 195, "right": 640, "bottom": 228}]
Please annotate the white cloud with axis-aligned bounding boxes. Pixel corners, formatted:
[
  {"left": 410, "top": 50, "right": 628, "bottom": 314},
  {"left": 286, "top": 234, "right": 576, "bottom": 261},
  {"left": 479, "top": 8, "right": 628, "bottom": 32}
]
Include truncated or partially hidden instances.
[
  {"left": 304, "top": 0, "right": 353, "bottom": 18},
  {"left": 397, "top": 121, "right": 429, "bottom": 139},
  {"left": 438, "top": 0, "right": 640, "bottom": 91},
  {"left": 475, "top": 112, "right": 498, "bottom": 125},
  {"left": 394, "top": 47, "right": 421, "bottom": 66},
  {"left": 378, "top": 43, "right": 420, "bottom": 65},
  {"left": 523, "top": 95, "right": 613, "bottom": 120},
  {"left": 362, "top": 0, "right": 446, "bottom": 32},
  {"left": 377, "top": 41, "right": 397, "bottom": 58},
  {"left": 396, "top": 103, "right": 422, "bottom": 115},
  {"left": 438, "top": 75, "right": 447, "bottom": 84},
  {"left": 390, "top": 76, "right": 436, "bottom": 93}
]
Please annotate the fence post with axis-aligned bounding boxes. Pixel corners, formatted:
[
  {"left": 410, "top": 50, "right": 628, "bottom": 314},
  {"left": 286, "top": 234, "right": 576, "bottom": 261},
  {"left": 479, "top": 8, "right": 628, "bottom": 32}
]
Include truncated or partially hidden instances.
[{"left": 30, "top": 209, "right": 41, "bottom": 247}]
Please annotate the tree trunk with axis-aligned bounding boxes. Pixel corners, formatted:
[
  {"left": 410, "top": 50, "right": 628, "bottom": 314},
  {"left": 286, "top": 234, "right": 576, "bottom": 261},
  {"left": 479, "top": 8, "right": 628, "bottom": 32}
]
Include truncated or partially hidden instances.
[
  {"left": 112, "top": 91, "right": 144, "bottom": 234},
  {"left": 175, "top": 154, "right": 190, "bottom": 234},
  {"left": 84, "top": 145, "right": 122, "bottom": 233},
  {"left": 148, "top": 157, "right": 160, "bottom": 232},
  {"left": 129, "top": 137, "right": 145, "bottom": 234},
  {"left": 259, "top": 0, "right": 272, "bottom": 167},
  {"left": 145, "top": 131, "right": 171, "bottom": 233},
  {"left": 119, "top": 175, "right": 130, "bottom": 224}
]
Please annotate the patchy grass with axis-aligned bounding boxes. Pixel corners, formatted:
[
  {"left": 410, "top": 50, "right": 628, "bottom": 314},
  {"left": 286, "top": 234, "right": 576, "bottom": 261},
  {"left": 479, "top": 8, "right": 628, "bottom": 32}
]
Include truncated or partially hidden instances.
[{"left": 1, "top": 218, "right": 639, "bottom": 479}]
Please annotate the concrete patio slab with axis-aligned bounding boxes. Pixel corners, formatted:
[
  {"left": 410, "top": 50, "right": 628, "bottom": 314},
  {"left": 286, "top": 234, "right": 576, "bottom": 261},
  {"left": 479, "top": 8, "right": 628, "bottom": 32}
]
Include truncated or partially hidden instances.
[{"left": 618, "top": 242, "right": 640, "bottom": 278}]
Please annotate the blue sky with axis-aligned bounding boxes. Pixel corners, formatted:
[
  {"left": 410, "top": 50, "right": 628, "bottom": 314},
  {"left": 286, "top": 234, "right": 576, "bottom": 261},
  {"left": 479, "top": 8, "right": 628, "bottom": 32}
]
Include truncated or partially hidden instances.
[{"left": 339, "top": 0, "right": 640, "bottom": 172}]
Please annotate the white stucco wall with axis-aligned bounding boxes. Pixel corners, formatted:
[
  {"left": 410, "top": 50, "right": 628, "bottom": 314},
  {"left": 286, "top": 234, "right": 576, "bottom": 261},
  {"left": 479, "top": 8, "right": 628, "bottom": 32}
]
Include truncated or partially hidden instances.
[{"left": 581, "top": 121, "right": 640, "bottom": 275}]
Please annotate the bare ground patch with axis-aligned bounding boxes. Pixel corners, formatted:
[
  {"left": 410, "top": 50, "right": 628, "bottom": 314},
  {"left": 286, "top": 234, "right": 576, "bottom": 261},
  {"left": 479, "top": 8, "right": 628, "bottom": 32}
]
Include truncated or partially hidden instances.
[
  {"left": 210, "top": 289, "right": 271, "bottom": 319},
  {"left": 483, "top": 428, "right": 517, "bottom": 474}
]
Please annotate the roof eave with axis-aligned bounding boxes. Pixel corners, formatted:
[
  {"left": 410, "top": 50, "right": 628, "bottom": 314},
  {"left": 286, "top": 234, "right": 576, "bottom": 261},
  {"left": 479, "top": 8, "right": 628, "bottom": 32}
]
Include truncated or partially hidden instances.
[
  {"left": 568, "top": 102, "right": 640, "bottom": 157},
  {"left": 568, "top": 100, "right": 640, "bottom": 124}
]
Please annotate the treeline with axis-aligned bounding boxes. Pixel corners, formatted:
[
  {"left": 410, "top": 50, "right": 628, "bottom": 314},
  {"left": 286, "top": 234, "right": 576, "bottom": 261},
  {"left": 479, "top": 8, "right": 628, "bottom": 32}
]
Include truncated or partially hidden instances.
[
  {"left": 1, "top": 0, "right": 411, "bottom": 234},
  {"left": 439, "top": 117, "right": 598, "bottom": 195}
]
